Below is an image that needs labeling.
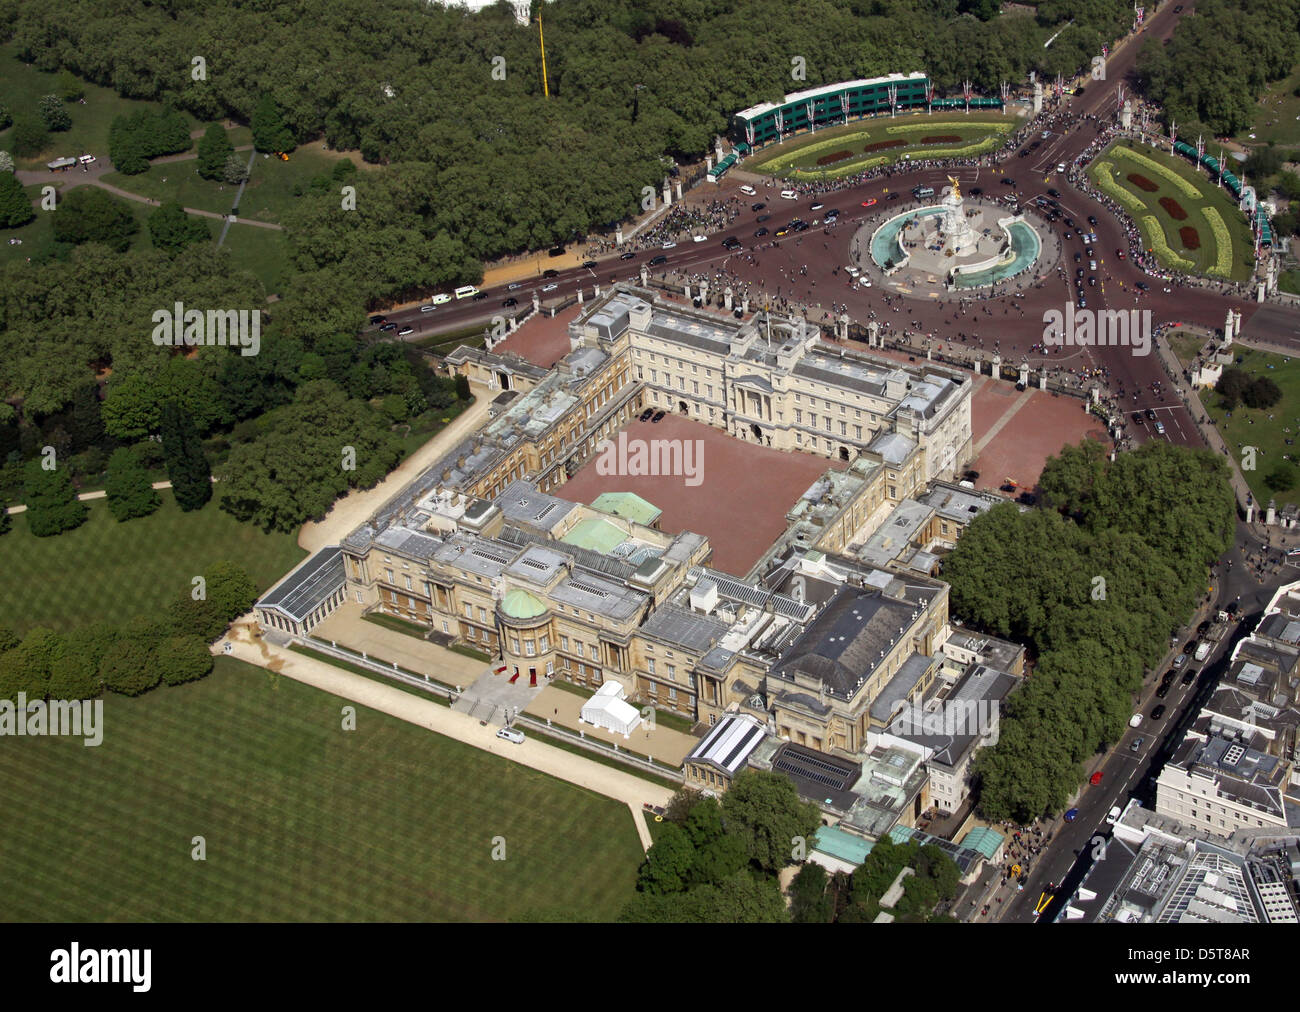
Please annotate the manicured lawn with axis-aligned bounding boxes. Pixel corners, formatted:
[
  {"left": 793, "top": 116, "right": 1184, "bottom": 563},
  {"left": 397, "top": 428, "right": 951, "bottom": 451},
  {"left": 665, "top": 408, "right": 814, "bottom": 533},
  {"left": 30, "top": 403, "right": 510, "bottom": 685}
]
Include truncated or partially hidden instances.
[
  {"left": 0, "top": 492, "right": 307, "bottom": 635},
  {"left": 102, "top": 143, "right": 356, "bottom": 225},
  {"left": 0, "top": 43, "right": 194, "bottom": 168},
  {"left": 747, "top": 112, "right": 1015, "bottom": 179},
  {"left": 1202, "top": 346, "right": 1300, "bottom": 503},
  {"left": 1167, "top": 329, "right": 1208, "bottom": 368},
  {"left": 0, "top": 656, "right": 644, "bottom": 921},
  {"left": 1088, "top": 141, "right": 1255, "bottom": 282},
  {"left": 220, "top": 225, "right": 293, "bottom": 294},
  {"left": 1235, "top": 65, "right": 1300, "bottom": 148},
  {"left": 0, "top": 188, "right": 178, "bottom": 268},
  {"left": 363, "top": 610, "right": 434, "bottom": 640}
]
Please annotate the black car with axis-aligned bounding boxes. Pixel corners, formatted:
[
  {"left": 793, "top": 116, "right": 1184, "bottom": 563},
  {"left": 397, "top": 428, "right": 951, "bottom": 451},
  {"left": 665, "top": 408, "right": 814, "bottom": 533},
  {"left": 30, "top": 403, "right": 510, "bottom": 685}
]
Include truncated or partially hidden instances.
[
  {"left": 963, "top": 469, "right": 980, "bottom": 482},
  {"left": 1017, "top": 492, "right": 1037, "bottom": 506},
  {"left": 754, "top": 227, "right": 769, "bottom": 237},
  {"left": 1077, "top": 268, "right": 1085, "bottom": 278},
  {"left": 1181, "top": 668, "right": 1196, "bottom": 685},
  {"left": 751, "top": 202, "right": 766, "bottom": 212},
  {"left": 379, "top": 322, "right": 397, "bottom": 332},
  {"left": 1150, "top": 704, "right": 1167, "bottom": 721},
  {"left": 548, "top": 246, "right": 565, "bottom": 257},
  {"left": 649, "top": 254, "right": 668, "bottom": 265},
  {"left": 968, "top": 187, "right": 982, "bottom": 196},
  {"left": 1145, "top": 408, "right": 1156, "bottom": 421},
  {"left": 824, "top": 208, "right": 839, "bottom": 218},
  {"left": 757, "top": 214, "right": 771, "bottom": 223},
  {"left": 581, "top": 260, "right": 597, "bottom": 269},
  {"left": 543, "top": 269, "right": 560, "bottom": 279},
  {"left": 1136, "top": 281, "right": 1150, "bottom": 291},
  {"left": 1001, "top": 178, "right": 1016, "bottom": 186},
  {"left": 1088, "top": 277, "right": 1096, "bottom": 287},
  {"left": 472, "top": 291, "right": 488, "bottom": 300},
  {"left": 368, "top": 315, "right": 387, "bottom": 326},
  {"left": 1132, "top": 412, "right": 1144, "bottom": 425},
  {"left": 1047, "top": 189, "right": 1060, "bottom": 198},
  {"left": 887, "top": 192, "right": 900, "bottom": 200},
  {"left": 620, "top": 251, "right": 636, "bottom": 260},
  {"left": 999, "top": 483, "right": 1017, "bottom": 493},
  {"left": 502, "top": 297, "right": 518, "bottom": 307},
  {"left": 650, "top": 410, "right": 666, "bottom": 423},
  {"left": 1087, "top": 215, "right": 1097, "bottom": 226},
  {"left": 638, "top": 408, "right": 654, "bottom": 422},
  {"left": 1074, "top": 252, "right": 1081, "bottom": 262},
  {"left": 1156, "top": 683, "right": 1172, "bottom": 700},
  {"left": 794, "top": 222, "right": 810, "bottom": 232}
]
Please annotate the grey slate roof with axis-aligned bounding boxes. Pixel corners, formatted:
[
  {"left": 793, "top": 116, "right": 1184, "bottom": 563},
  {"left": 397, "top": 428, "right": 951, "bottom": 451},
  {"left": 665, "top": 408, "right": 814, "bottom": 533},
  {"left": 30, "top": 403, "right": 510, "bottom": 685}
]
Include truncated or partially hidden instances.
[{"left": 258, "top": 546, "right": 345, "bottom": 621}]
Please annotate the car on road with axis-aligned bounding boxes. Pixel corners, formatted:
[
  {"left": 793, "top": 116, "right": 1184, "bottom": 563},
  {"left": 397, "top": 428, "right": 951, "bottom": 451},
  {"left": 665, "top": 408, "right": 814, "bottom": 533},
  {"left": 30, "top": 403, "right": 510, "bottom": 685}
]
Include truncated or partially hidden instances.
[
  {"left": 1155, "top": 421, "right": 1166, "bottom": 435},
  {"left": 431, "top": 293, "right": 452, "bottom": 304},
  {"left": 1156, "top": 682, "right": 1172, "bottom": 699},
  {"left": 751, "top": 201, "right": 766, "bottom": 212},
  {"left": 1132, "top": 412, "right": 1144, "bottom": 425},
  {"left": 861, "top": 198, "right": 877, "bottom": 207},
  {"left": 1090, "top": 771, "right": 1104, "bottom": 785},
  {"left": 1077, "top": 297, "right": 1086, "bottom": 308},
  {"left": 496, "top": 727, "right": 525, "bottom": 744},
  {"left": 757, "top": 214, "right": 772, "bottom": 222},
  {"left": 1172, "top": 653, "right": 1188, "bottom": 671},
  {"left": 1131, "top": 737, "right": 1144, "bottom": 752},
  {"left": 846, "top": 266, "right": 860, "bottom": 277},
  {"left": 794, "top": 222, "right": 810, "bottom": 232},
  {"left": 1047, "top": 188, "right": 1060, "bottom": 198},
  {"left": 968, "top": 187, "right": 982, "bottom": 196},
  {"left": 649, "top": 254, "right": 668, "bottom": 265},
  {"left": 754, "top": 227, "right": 769, "bottom": 237},
  {"left": 638, "top": 408, "right": 654, "bottom": 422},
  {"left": 722, "top": 237, "right": 742, "bottom": 250},
  {"left": 619, "top": 251, "right": 635, "bottom": 260},
  {"left": 1116, "top": 249, "right": 1125, "bottom": 259},
  {"left": 1150, "top": 704, "right": 1166, "bottom": 720},
  {"left": 1129, "top": 713, "right": 1143, "bottom": 728},
  {"left": 548, "top": 246, "right": 565, "bottom": 257},
  {"left": 887, "top": 192, "right": 900, "bottom": 200},
  {"left": 1064, "top": 808, "right": 1079, "bottom": 822},
  {"left": 420, "top": 304, "right": 435, "bottom": 313},
  {"left": 472, "top": 291, "right": 488, "bottom": 300},
  {"left": 1181, "top": 668, "right": 1197, "bottom": 685},
  {"left": 1145, "top": 407, "right": 1156, "bottom": 421},
  {"left": 692, "top": 234, "right": 707, "bottom": 243},
  {"left": 661, "top": 241, "right": 677, "bottom": 249},
  {"left": 775, "top": 228, "right": 790, "bottom": 237},
  {"left": 1136, "top": 281, "right": 1149, "bottom": 291},
  {"left": 398, "top": 326, "right": 414, "bottom": 336},
  {"left": 502, "top": 297, "right": 518, "bottom": 307},
  {"left": 810, "top": 202, "right": 823, "bottom": 211},
  {"left": 739, "top": 184, "right": 756, "bottom": 196},
  {"left": 542, "top": 269, "right": 559, "bottom": 278},
  {"left": 1106, "top": 806, "right": 1122, "bottom": 826},
  {"left": 541, "top": 283, "right": 558, "bottom": 292},
  {"left": 1000, "top": 177, "right": 1015, "bottom": 186},
  {"left": 368, "top": 315, "right": 387, "bottom": 326},
  {"left": 379, "top": 322, "right": 397, "bottom": 332},
  {"left": 651, "top": 410, "right": 665, "bottom": 423}
]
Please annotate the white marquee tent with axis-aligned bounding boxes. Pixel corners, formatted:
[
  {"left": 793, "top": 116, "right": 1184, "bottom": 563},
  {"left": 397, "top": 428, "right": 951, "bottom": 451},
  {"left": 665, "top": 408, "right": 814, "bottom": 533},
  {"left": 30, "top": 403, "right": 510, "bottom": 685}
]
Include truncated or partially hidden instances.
[{"left": 580, "top": 681, "right": 643, "bottom": 737}]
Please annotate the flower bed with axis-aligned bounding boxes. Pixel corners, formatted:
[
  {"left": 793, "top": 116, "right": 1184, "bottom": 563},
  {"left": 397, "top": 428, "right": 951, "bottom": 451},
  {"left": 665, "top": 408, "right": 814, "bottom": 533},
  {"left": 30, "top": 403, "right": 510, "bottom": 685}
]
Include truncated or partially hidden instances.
[
  {"left": 863, "top": 139, "right": 906, "bottom": 153},
  {"left": 1143, "top": 214, "right": 1195, "bottom": 270},
  {"left": 923, "top": 135, "right": 962, "bottom": 143},
  {"left": 1160, "top": 196, "right": 1188, "bottom": 220},
  {"left": 1179, "top": 226, "right": 1200, "bottom": 249},
  {"left": 788, "top": 154, "right": 888, "bottom": 179},
  {"left": 1092, "top": 161, "right": 1147, "bottom": 215},
  {"left": 1126, "top": 172, "right": 1158, "bottom": 192},
  {"left": 1113, "top": 145, "right": 1202, "bottom": 199},
  {"left": 816, "top": 149, "right": 854, "bottom": 166},
  {"left": 1201, "top": 206, "right": 1234, "bottom": 277},
  {"left": 885, "top": 120, "right": 1011, "bottom": 135}
]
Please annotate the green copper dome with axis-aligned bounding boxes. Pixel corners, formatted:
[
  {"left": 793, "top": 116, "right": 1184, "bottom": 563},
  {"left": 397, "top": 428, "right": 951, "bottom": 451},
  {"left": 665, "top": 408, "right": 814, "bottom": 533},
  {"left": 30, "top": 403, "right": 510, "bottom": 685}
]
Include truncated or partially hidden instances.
[{"left": 501, "top": 588, "right": 547, "bottom": 620}]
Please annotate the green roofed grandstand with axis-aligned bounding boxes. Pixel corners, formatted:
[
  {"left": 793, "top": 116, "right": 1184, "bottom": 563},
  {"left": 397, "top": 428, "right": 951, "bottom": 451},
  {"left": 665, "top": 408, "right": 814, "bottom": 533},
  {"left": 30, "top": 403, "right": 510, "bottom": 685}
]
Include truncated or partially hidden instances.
[{"left": 731, "top": 73, "right": 932, "bottom": 150}]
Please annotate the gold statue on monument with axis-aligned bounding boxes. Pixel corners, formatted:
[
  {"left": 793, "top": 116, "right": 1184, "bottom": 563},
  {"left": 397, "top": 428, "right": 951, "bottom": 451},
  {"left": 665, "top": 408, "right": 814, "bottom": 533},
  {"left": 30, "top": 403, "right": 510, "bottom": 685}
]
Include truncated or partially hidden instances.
[{"left": 948, "top": 175, "right": 961, "bottom": 200}]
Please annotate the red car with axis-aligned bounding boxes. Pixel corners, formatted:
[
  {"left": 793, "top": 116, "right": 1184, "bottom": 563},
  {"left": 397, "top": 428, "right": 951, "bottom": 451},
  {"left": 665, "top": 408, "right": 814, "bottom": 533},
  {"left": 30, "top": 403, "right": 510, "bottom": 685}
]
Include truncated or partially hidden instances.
[
  {"left": 1116, "top": 249, "right": 1125, "bottom": 259},
  {"left": 861, "top": 198, "right": 877, "bottom": 207},
  {"left": 1089, "top": 771, "right": 1104, "bottom": 785}
]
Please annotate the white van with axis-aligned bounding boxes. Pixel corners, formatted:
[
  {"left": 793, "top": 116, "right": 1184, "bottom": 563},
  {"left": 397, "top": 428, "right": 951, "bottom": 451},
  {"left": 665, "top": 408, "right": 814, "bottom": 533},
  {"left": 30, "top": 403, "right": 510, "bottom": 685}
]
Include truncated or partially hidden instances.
[
  {"left": 739, "top": 184, "right": 756, "bottom": 196},
  {"left": 780, "top": 189, "right": 798, "bottom": 200},
  {"left": 454, "top": 285, "right": 479, "bottom": 300}
]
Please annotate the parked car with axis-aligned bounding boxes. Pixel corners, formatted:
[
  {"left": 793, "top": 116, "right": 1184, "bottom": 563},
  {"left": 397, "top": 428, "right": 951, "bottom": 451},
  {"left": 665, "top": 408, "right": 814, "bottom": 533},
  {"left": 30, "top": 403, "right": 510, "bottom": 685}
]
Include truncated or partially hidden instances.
[
  {"left": 431, "top": 293, "right": 452, "bottom": 304},
  {"left": 1105, "top": 806, "right": 1122, "bottom": 826},
  {"left": 472, "top": 291, "right": 488, "bottom": 300},
  {"left": 1150, "top": 704, "right": 1166, "bottom": 720},
  {"left": 1130, "top": 737, "right": 1144, "bottom": 752},
  {"left": 397, "top": 326, "right": 414, "bottom": 336},
  {"left": 542, "top": 269, "right": 559, "bottom": 278},
  {"left": 1090, "top": 771, "right": 1104, "bottom": 785},
  {"left": 548, "top": 246, "right": 565, "bottom": 257},
  {"left": 638, "top": 408, "right": 654, "bottom": 421},
  {"left": 1181, "top": 668, "right": 1196, "bottom": 685},
  {"left": 379, "top": 322, "right": 397, "bottom": 332},
  {"left": 420, "top": 304, "right": 435, "bottom": 313},
  {"left": 1064, "top": 808, "right": 1079, "bottom": 822},
  {"left": 368, "top": 315, "right": 387, "bottom": 326},
  {"left": 496, "top": 727, "right": 525, "bottom": 744},
  {"left": 1154, "top": 421, "right": 1165, "bottom": 435},
  {"left": 650, "top": 410, "right": 666, "bottom": 423}
]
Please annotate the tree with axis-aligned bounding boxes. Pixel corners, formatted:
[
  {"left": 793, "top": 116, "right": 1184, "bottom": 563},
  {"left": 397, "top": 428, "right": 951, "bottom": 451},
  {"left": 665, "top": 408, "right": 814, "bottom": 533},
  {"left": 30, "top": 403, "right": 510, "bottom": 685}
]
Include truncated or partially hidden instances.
[
  {"left": 789, "top": 862, "right": 834, "bottom": 923},
  {"left": 47, "top": 648, "right": 102, "bottom": 700},
  {"left": 56, "top": 69, "right": 84, "bottom": 103},
  {"left": 251, "top": 94, "right": 294, "bottom": 153},
  {"left": 1243, "top": 376, "right": 1282, "bottom": 410},
  {"left": 0, "top": 627, "right": 63, "bottom": 701},
  {"left": 22, "top": 459, "right": 87, "bottom": 537},
  {"left": 148, "top": 201, "right": 211, "bottom": 253},
  {"left": 636, "top": 821, "right": 695, "bottom": 895},
  {"left": 9, "top": 117, "right": 48, "bottom": 158},
  {"left": 168, "top": 594, "right": 231, "bottom": 642},
  {"left": 99, "top": 636, "right": 162, "bottom": 696},
  {"left": 0, "top": 498, "right": 8, "bottom": 536},
  {"left": 197, "top": 123, "right": 234, "bottom": 180},
  {"left": 721, "top": 770, "right": 822, "bottom": 874},
  {"left": 152, "top": 635, "right": 214, "bottom": 686},
  {"left": 223, "top": 152, "right": 249, "bottom": 184},
  {"left": 0, "top": 170, "right": 34, "bottom": 228},
  {"left": 0, "top": 151, "right": 13, "bottom": 173},
  {"left": 39, "top": 94, "right": 71, "bottom": 132},
  {"left": 160, "top": 400, "right": 212, "bottom": 512},
  {"left": 104, "top": 447, "right": 161, "bottom": 521},
  {"left": 204, "top": 561, "right": 258, "bottom": 621},
  {"left": 455, "top": 373, "right": 471, "bottom": 400},
  {"left": 1265, "top": 463, "right": 1295, "bottom": 493},
  {"left": 51, "top": 187, "right": 138, "bottom": 252},
  {"left": 0, "top": 101, "right": 10, "bottom": 130},
  {"left": 0, "top": 627, "right": 19, "bottom": 653}
]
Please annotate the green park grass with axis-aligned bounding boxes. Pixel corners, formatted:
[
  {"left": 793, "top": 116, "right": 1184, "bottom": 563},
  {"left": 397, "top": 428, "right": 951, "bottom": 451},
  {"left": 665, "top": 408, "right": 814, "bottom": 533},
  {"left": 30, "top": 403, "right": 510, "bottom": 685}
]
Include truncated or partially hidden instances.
[
  {"left": 0, "top": 492, "right": 307, "bottom": 636},
  {"left": 1088, "top": 141, "right": 1255, "bottom": 282},
  {"left": 220, "top": 225, "right": 293, "bottom": 294},
  {"left": 1166, "top": 329, "right": 1207, "bottom": 369},
  {"left": 747, "top": 112, "right": 1015, "bottom": 179},
  {"left": 0, "top": 655, "right": 645, "bottom": 921},
  {"left": 1202, "top": 345, "right": 1300, "bottom": 504},
  {"left": 0, "top": 187, "right": 190, "bottom": 268},
  {"left": 0, "top": 43, "right": 194, "bottom": 168},
  {"left": 102, "top": 143, "right": 356, "bottom": 225},
  {"left": 1235, "top": 64, "right": 1300, "bottom": 148}
]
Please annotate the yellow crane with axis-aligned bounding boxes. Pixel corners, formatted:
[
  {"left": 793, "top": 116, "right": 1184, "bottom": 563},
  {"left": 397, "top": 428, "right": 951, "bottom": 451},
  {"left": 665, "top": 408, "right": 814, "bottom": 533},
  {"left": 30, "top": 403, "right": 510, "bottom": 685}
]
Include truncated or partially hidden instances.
[{"left": 537, "top": 6, "right": 550, "bottom": 98}]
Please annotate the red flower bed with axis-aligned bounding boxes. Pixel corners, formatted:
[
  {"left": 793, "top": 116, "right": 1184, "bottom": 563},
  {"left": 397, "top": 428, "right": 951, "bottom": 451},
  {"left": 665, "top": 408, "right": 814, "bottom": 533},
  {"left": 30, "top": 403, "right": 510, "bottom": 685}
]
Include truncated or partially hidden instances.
[
  {"left": 1126, "top": 172, "right": 1158, "bottom": 192},
  {"left": 1180, "top": 226, "right": 1200, "bottom": 250},
  {"left": 816, "top": 150, "right": 853, "bottom": 166},
  {"left": 864, "top": 139, "right": 907, "bottom": 153},
  {"left": 1160, "top": 196, "right": 1188, "bottom": 220},
  {"left": 922, "top": 135, "right": 962, "bottom": 144}
]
